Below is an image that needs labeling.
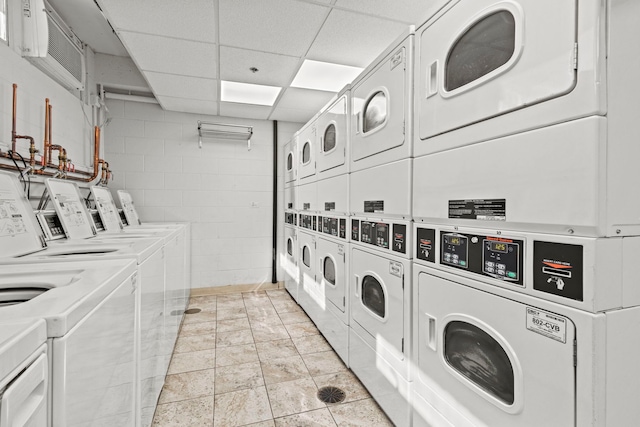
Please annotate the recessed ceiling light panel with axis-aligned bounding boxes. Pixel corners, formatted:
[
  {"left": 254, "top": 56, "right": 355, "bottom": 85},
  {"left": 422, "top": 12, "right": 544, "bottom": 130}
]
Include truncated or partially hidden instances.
[
  {"left": 291, "top": 60, "right": 363, "bottom": 92},
  {"left": 221, "top": 81, "right": 282, "bottom": 106}
]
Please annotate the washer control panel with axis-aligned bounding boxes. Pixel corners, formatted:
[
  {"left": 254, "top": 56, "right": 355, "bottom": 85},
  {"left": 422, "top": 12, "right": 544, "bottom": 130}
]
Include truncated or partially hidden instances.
[
  {"left": 318, "top": 216, "right": 346, "bottom": 240},
  {"left": 299, "top": 214, "right": 316, "bottom": 231},
  {"left": 91, "top": 210, "right": 105, "bottom": 232},
  {"left": 361, "top": 221, "right": 389, "bottom": 249},
  {"left": 440, "top": 231, "right": 523, "bottom": 286},
  {"left": 285, "top": 212, "right": 297, "bottom": 226}
]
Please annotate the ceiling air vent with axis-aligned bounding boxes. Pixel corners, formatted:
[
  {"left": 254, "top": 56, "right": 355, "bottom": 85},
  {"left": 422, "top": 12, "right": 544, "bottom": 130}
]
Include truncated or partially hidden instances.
[{"left": 22, "top": 0, "right": 85, "bottom": 91}]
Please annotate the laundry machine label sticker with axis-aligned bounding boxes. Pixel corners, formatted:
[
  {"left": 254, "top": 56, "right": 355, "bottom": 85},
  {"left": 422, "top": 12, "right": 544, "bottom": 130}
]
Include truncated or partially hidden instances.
[
  {"left": 338, "top": 245, "right": 345, "bottom": 256},
  {"left": 416, "top": 227, "right": 436, "bottom": 262},
  {"left": 303, "top": 203, "right": 311, "bottom": 210},
  {"left": 364, "top": 200, "right": 384, "bottom": 213},
  {"left": 533, "top": 241, "right": 583, "bottom": 301},
  {"left": 392, "top": 223, "right": 407, "bottom": 254},
  {"left": 389, "top": 261, "right": 403, "bottom": 278},
  {"left": 325, "top": 202, "right": 335, "bottom": 211},
  {"left": 526, "top": 307, "right": 567, "bottom": 343},
  {"left": 448, "top": 199, "right": 506, "bottom": 221},
  {"left": 0, "top": 198, "right": 28, "bottom": 237},
  {"left": 351, "top": 219, "right": 360, "bottom": 241}
]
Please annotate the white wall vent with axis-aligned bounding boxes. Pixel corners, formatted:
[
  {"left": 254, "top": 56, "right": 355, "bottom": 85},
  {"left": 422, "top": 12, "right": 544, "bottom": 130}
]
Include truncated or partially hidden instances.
[{"left": 21, "top": 0, "right": 85, "bottom": 91}]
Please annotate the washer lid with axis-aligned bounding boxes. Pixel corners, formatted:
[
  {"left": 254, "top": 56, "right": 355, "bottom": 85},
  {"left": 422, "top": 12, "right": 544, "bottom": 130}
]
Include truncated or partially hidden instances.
[
  {"left": 45, "top": 179, "right": 96, "bottom": 240},
  {"left": 0, "top": 318, "right": 46, "bottom": 385},
  {"left": 0, "top": 171, "right": 47, "bottom": 258},
  {"left": 90, "top": 186, "right": 123, "bottom": 233}
]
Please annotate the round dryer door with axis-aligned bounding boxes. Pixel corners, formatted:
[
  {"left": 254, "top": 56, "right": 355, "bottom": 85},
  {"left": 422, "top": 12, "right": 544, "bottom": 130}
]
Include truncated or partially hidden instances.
[{"left": 323, "top": 256, "right": 336, "bottom": 285}]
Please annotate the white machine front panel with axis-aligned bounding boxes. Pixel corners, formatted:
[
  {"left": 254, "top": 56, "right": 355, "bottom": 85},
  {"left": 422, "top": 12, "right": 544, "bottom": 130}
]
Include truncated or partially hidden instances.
[
  {"left": 298, "top": 121, "right": 317, "bottom": 183},
  {"left": 351, "top": 42, "right": 410, "bottom": 168},
  {"left": 0, "top": 171, "right": 46, "bottom": 257},
  {"left": 296, "top": 181, "right": 317, "bottom": 213},
  {"left": 318, "top": 237, "right": 346, "bottom": 313},
  {"left": 317, "top": 93, "right": 348, "bottom": 177},
  {"left": 284, "top": 140, "right": 297, "bottom": 184},
  {"left": 298, "top": 230, "right": 323, "bottom": 312},
  {"left": 350, "top": 158, "right": 412, "bottom": 218},
  {"left": 91, "top": 186, "right": 124, "bottom": 232},
  {"left": 284, "top": 184, "right": 297, "bottom": 211},
  {"left": 46, "top": 179, "right": 96, "bottom": 240},
  {"left": 415, "top": 270, "right": 576, "bottom": 427},
  {"left": 413, "top": 117, "right": 605, "bottom": 236},
  {"left": 52, "top": 274, "right": 136, "bottom": 426},
  {"left": 284, "top": 226, "right": 299, "bottom": 301},
  {"left": 317, "top": 174, "right": 348, "bottom": 215},
  {"left": 118, "top": 190, "right": 141, "bottom": 227},
  {"left": 417, "top": 0, "right": 577, "bottom": 141},
  {"left": 351, "top": 247, "right": 404, "bottom": 355}
]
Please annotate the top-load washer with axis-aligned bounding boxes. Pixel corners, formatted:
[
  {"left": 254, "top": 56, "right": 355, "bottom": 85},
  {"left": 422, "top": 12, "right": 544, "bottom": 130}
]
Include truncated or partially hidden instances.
[
  {"left": 414, "top": 0, "right": 606, "bottom": 155},
  {"left": 350, "top": 27, "right": 414, "bottom": 219},
  {"left": 316, "top": 86, "right": 350, "bottom": 180}
]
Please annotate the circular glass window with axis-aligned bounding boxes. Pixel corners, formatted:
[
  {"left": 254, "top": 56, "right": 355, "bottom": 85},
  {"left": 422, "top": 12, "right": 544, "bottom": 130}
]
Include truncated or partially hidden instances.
[
  {"left": 287, "top": 152, "right": 293, "bottom": 171},
  {"left": 323, "top": 257, "right": 336, "bottom": 285},
  {"left": 363, "top": 91, "right": 387, "bottom": 133},
  {"left": 302, "top": 246, "right": 311, "bottom": 267},
  {"left": 287, "top": 238, "right": 293, "bottom": 256},
  {"left": 361, "top": 275, "right": 385, "bottom": 318},
  {"left": 323, "top": 124, "right": 336, "bottom": 152},
  {"left": 302, "top": 141, "right": 311, "bottom": 163}
]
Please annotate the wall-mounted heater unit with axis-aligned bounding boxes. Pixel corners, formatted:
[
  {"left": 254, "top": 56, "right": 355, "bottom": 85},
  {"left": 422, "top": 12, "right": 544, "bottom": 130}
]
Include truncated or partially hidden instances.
[
  {"left": 197, "top": 121, "right": 254, "bottom": 150},
  {"left": 21, "top": 0, "right": 85, "bottom": 91}
]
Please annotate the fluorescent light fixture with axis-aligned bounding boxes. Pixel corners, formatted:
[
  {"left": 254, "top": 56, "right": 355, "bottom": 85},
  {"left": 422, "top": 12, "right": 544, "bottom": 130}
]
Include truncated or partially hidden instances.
[
  {"left": 221, "top": 81, "right": 281, "bottom": 106},
  {"left": 291, "top": 60, "right": 363, "bottom": 92}
]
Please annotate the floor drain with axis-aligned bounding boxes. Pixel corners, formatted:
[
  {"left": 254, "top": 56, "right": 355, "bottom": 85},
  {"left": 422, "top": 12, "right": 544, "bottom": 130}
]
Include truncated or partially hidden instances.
[
  {"left": 317, "top": 386, "right": 346, "bottom": 404},
  {"left": 184, "top": 308, "right": 201, "bottom": 314}
]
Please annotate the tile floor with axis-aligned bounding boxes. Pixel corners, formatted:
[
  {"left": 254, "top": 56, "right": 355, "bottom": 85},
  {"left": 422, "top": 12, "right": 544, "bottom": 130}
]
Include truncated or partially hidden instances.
[{"left": 151, "top": 289, "right": 394, "bottom": 427}]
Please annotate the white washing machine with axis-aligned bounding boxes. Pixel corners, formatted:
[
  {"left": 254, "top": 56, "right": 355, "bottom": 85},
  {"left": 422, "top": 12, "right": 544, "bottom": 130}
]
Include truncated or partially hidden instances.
[
  {"left": 297, "top": 117, "right": 318, "bottom": 185},
  {"left": 316, "top": 86, "right": 349, "bottom": 180},
  {"left": 411, "top": 222, "right": 640, "bottom": 426},
  {"left": 297, "top": 214, "right": 324, "bottom": 326},
  {"left": 349, "top": 215, "right": 412, "bottom": 426},
  {"left": 284, "top": 137, "right": 297, "bottom": 185},
  {"left": 414, "top": 0, "right": 608, "bottom": 156},
  {"left": 315, "top": 212, "right": 349, "bottom": 365},
  {"left": 349, "top": 28, "right": 414, "bottom": 218},
  {"left": 283, "top": 214, "right": 299, "bottom": 303},
  {"left": 0, "top": 319, "right": 48, "bottom": 427},
  {"left": 316, "top": 174, "right": 348, "bottom": 217}
]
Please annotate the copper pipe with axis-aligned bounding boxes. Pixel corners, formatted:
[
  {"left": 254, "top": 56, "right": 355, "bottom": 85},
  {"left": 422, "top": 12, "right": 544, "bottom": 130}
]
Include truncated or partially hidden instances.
[
  {"left": 79, "top": 126, "right": 103, "bottom": 183},
  {"left": 29, "top": 139, "right": 38, "bottom": 168},
  {"left": 47, "top": 104, "right": 53, "bottom": 164},
  {"left": 43, "top": 98, "right": 50, "bottom": 167}
]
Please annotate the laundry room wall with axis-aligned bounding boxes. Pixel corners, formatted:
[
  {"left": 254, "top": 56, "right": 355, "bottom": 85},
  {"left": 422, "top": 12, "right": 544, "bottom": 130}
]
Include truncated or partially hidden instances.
[{"left": 103, "top": 98, "right": 301, "bottom": 289}]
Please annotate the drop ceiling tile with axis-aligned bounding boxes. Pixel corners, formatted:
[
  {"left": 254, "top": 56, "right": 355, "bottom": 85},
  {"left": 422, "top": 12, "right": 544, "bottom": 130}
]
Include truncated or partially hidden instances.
[
  {"left": 157, "top": 96, "right": 219, "bottom": 116},
  {"left": 118, "top": 32, "right": 217, "bottom": 78},
  {"left": 97, "top": 0, "right": 216, "bottom": 43},
  {"left": 144, "top": 72, "right": 217, "bottom": 101},
  {"left": 276, "top": 87, "right": 336, "bottom": 112},
  {"left": 220, "top": 47, "right": 301, "bottom": 87},
  {"left": 269, "top": 106, "right": 316, "bottom": 124},
  {"left": 219, "top": 102, "right": 272, "bottom": 120},
  {"left": 306, "top": 9, "right": 408, "bottom": 67},
  {"left": 219, "top": 0, "right": 329, "bottom": 56},
  {"left": 333, "top": 0, "right": 435, "bottom": 25}
]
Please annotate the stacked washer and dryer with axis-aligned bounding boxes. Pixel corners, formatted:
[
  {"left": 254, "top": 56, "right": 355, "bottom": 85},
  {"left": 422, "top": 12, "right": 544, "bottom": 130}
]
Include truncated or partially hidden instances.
[{"left": 411, "top": 1, "right": 640, "bottom": 426}]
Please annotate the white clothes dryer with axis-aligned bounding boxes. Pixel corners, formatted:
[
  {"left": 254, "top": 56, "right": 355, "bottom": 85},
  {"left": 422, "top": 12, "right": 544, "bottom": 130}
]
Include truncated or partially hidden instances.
[
  {"left": 283, "top": 215, "right": 299, "bottom": 303},
  {"left": 0, "top": 319, "right": 48, "bottom": 427},
  {"left": 284, "top": 182, "right": 297, "bottom": 213},
  {"left": 297, "top": 226, "right": 323, "bottom": 326},
  {"left": 316, "top": 86, "right": 349, "bottom": 180},
  {"left": 298, "top": 118, "right": 318, "bottom": 185},
  {"left": 316, "top": 174, "right": 348, "bottom": 216},
  {"left": 349, "top": 215, "right": 412, "bottom": 426},
  {"left": 315, "top": 212, "right": 349, "bottom": 365},
  {"left": 414, "top": 0, "right": 611, "bottom": 156},
  {"left": 284, "top": 138, "right": 297, "bottom": 185},
  {"left": 296, "top": 181, "right": 317, "bottom": 214}
]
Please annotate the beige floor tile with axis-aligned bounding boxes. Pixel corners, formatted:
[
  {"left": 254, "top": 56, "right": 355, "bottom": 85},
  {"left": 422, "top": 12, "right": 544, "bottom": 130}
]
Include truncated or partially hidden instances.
[
  {"left": 189, "top": 296, "right": 217, "bottom": 307},
  {"left": 292, "top": 335, "right": 332, "bottom": 355},
  {"left": 245, "top": 421, "right": 275, "bottom": 427},
  {"left": 158, "top": 369, "right": 215, "bottom": 404},
  {"left": 174, "top": 334, "right": 216, "bottom": 353},
  {"left": 252, "top": 323, "right": 290, "bottom": 342},
  {"left": 213, "top": 386, "right": 273, "bottom": 427},
  {"left": 180, "top": 321, "right": 217, "bottom": 337},
  {"left": 261, "top": 355, "right": 310, "bottom": 385},
  {"left": 216, "top": 317, "right": 251, "bottom": 333},
  {"left": 215, "top": 343, "right": 260, "bottom": 367},
  {"left": 247, "top": 305, "right": 279, "bottom": 318},
  {"left": 328, "top": 398, "right": 393, "bottom": 427},
  {"left": 216, "top": 299, "right": 246, "bottom": 310},
  {"left": 313, "top": 371, "right": 370, "bottom": 404},
  {"left": 255, "top": 339, "right": 298, "bottom": 361},
  {"left": 284, "top": 321, "right": 319, "bottom": 338},
  {"left": 216, "top": 307, "right": 247, "bottom": 320},
  {"left": 182, "top": 309, "right": 217, "bottom": 325},
  {"left": 215, "top": 362, "right": 264, "bottom": 394},
  {"left": 216, "top": 329, "right": 254, "bottom": 348},
  {"left": 266, "top": 290, "right": 292, "bottom": 300},
  {"left": 274, "top": 408, "right": 337, "bottom": 427},
  {"left": 168, "top": 349, "right": 215, "bottom": 375},
  {"left": 249, "top": 314, "right": 284, "bottom": 327},
  {"left": 152, "top": 396, "right": 214, "bottom": 427},
  {"left": 278, "top": 311, "right": 311, "bottom": 325},
  {"left": 272, "top": 300, "right": 303, "bottom": 314},
  {"left": 217, "top": 294, "right": 244, "bottom": 302},
  {"left": 301, "top": 351, "right": 346, "bottom": 377},
  {"left": 266, "top": 377, "right": 325, "bottom": 418}
]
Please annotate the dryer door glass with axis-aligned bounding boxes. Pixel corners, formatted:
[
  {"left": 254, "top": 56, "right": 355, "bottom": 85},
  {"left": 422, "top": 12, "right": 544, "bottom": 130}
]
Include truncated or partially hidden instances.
[
  {"left": 363, "top": 91, "right": 387, "bottom": 133},
  {"left": 302, "top": 246, "right": 311, "bottom": 267},
  {"left": 287, "top": 238, "right": 293, "bottom": 256},
  {"left": 445, "top": 10, "right": 515, "bottom": 91},
  {"left": 302, "top": 142, "right": 311, "bottom": 163},
  {"left": 444, "top": 321, "right": 515, "bottom": 404},
  {"left": 323, "top": 124, "right": 336, "bottom": 152},
  {"left": 287, "top": 153, "right": 293, "bottom": 171},
  {"left": 323, "top": 256, "right": 336, "bottom": 285},
  {"left": 361, "top": 275, "right": 385, "bottom": 318}
]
